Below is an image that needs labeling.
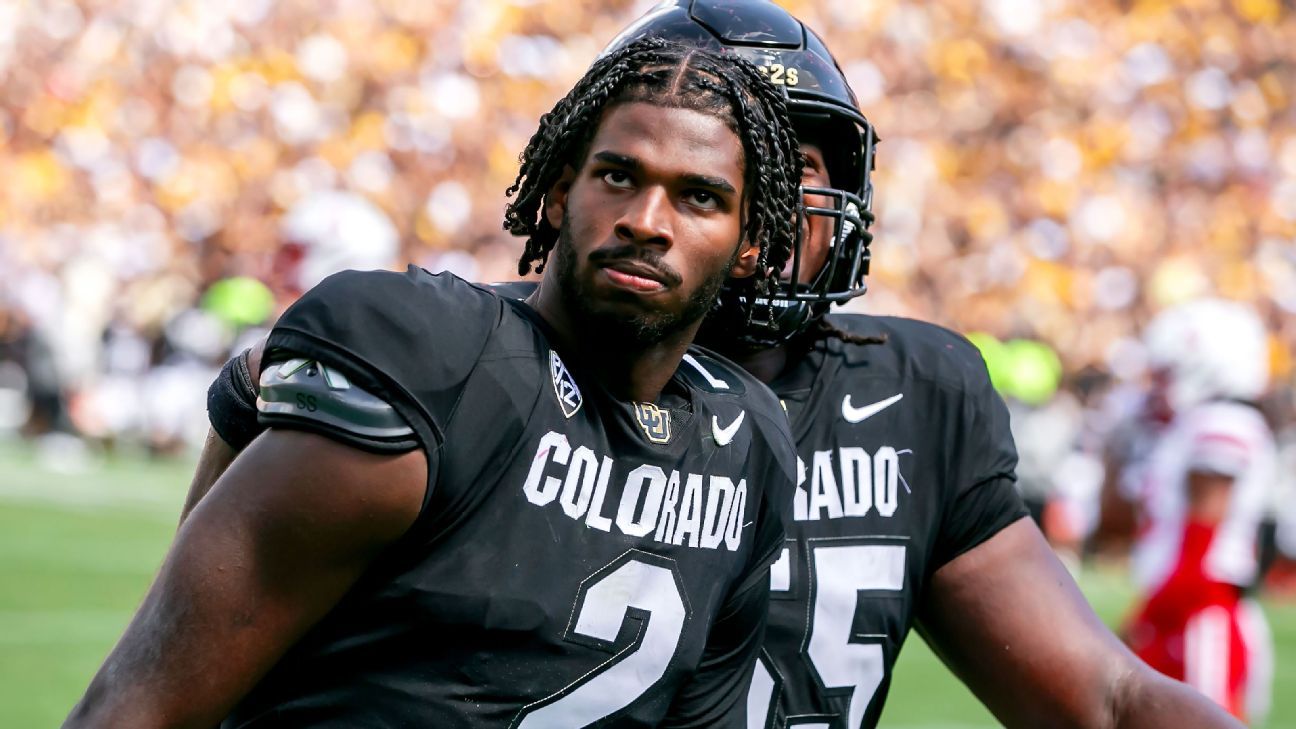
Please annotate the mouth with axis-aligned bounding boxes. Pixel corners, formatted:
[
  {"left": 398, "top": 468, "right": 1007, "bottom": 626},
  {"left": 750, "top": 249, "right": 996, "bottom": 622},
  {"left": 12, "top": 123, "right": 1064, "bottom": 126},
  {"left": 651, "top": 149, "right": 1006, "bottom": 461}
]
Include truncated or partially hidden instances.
[{"left": 599, "top": 260, "right": 669, "bottom": 294}]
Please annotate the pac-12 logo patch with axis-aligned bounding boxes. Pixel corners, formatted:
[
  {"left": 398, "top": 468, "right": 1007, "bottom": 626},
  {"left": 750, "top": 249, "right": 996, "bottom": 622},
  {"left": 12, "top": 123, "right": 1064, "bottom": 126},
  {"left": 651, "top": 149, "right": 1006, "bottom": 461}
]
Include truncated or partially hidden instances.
[
  {"left": 633, "top": 402, "right": 671, "bottom": 444},
  {"left": 550, "top": 351, "right": 581, "bottom": 418}
]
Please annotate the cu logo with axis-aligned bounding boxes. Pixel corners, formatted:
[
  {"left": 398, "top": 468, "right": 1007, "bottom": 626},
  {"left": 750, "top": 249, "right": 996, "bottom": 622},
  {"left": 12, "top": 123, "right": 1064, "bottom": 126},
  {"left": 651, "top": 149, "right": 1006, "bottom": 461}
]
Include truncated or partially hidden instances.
[{"left": 633, "top": 403, "right": 671, "bottom": 444}]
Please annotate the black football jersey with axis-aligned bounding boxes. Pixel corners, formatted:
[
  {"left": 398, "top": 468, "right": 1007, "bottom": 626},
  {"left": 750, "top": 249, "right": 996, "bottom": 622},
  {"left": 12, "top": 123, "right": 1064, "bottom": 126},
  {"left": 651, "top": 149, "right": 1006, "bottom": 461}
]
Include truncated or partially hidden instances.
[
  {"left": 746, "top": 314, "right": 1027, "bottom": 729},
  {"left": 226, "top": 267, "right": 798, "bottom": 728}
]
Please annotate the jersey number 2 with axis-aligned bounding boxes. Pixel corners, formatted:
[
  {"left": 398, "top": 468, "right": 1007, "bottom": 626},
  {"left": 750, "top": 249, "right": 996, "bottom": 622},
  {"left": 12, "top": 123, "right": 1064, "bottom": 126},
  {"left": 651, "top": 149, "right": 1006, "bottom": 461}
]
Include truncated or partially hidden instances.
[
  {"left": 748, "top": 543, "right": 906, "bottom": 729},
  {"left": 513, "top": 551, "right": 687, "bottom": 728}
]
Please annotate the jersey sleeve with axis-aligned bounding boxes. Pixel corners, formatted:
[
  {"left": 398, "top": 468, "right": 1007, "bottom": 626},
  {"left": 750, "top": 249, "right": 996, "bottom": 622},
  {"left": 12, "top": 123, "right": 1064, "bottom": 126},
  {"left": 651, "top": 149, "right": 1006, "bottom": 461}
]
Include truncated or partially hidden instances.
[
  {"left": 931, "top": 346, "right": 1028, "bottom": 569},
  {"left": 258, "top": 266, "right": 503, "bottom": 461}
]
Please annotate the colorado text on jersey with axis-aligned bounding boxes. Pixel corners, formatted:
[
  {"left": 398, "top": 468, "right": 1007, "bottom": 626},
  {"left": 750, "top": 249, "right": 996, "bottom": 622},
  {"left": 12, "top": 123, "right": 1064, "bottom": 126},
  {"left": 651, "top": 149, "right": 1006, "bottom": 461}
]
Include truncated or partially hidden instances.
[
  {"left": 523, "top": 430, "right": 750, "bottom": 551},
  {"left": 792, "top": 448, "right": 911, "bottom": 522}
]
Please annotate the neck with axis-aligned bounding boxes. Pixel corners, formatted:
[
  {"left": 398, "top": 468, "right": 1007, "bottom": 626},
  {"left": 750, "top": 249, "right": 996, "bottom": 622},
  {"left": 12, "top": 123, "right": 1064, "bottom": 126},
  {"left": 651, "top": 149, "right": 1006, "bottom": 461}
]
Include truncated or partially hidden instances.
[{"left": 528, "top": 277, "right": 697, "bottom": 403}]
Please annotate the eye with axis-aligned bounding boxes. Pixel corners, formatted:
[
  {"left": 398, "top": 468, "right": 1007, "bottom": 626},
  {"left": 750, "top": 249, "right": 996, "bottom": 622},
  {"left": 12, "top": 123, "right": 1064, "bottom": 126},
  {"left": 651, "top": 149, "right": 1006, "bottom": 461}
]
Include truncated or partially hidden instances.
[
  {"left": 803, "top": 169, "right": 832, "bottom": 190},
  {"left": 602, "top": 170, "right": 633, "bottom": 189},
  {"left": 801, "top": 152, "right": 830, "bottom": 180},
  {"left": 685, "top": 190, "right": 721, "bottom": 211}
]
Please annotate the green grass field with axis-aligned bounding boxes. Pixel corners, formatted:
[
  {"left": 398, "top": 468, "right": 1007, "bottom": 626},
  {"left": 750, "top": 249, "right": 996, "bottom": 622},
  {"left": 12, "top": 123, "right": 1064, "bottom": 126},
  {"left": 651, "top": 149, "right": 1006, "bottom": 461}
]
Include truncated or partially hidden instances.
[{"left": 2, "top": 440, "right": 1294, "bottom": 728}]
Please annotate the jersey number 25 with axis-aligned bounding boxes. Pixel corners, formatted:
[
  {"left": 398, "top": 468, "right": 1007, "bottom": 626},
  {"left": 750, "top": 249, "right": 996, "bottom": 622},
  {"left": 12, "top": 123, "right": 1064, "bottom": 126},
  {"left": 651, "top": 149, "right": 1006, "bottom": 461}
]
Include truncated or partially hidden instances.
[{"left": 749, "top": 541, "right": 906, "bottom": 729}]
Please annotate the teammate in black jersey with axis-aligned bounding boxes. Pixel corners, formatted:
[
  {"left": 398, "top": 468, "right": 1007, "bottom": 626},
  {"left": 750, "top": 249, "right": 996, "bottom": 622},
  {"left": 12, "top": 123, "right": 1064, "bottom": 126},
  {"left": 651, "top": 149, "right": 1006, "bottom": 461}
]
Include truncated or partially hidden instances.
[
  {"left": 154, "top": 5, "right": 1243, "bottom": 728},
  {"left": 66, "top": 39, "right": 804, "bottom": 728},
  {"left": 605, "top": 3, "right": 1244, "bottom": 729}
]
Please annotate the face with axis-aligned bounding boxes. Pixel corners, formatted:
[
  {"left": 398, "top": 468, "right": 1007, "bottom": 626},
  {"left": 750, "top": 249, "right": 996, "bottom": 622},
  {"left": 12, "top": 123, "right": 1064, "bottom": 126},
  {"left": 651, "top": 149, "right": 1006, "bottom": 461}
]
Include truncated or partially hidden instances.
[
  {"left": 1145, "top": 367, "right": 1176, "bottom": 423},
  {"left": 789, "top": 141, "right": 834, "bottom": 285},
  {"left": 545, "top": 101, "right": 758, "bottom": 346}
]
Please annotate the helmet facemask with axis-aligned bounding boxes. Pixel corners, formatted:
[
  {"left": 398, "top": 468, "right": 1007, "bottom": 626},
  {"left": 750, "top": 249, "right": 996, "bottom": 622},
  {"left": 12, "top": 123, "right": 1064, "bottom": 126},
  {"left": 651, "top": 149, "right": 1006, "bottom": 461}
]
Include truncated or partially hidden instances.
[{"left": 710, "top": 111, "right": 877, "bottom": 348}]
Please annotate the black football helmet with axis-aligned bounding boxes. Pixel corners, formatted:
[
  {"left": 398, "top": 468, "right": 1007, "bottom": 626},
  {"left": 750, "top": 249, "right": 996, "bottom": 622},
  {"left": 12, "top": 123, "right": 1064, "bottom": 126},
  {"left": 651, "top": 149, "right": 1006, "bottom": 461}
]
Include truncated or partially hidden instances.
[{"left": 602, "top": 0, "right": 879, "bottom": 346}]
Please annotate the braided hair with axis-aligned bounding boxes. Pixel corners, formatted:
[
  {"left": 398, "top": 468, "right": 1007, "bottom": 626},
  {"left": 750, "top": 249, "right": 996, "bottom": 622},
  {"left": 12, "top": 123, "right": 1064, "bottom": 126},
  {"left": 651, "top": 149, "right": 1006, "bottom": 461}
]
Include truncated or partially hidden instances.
[
  {"left": 503, "top": 37, "right": 802, "bottom": 301},
  {"left": 805, "top": 318, "right": 887, "bottom": 347}
]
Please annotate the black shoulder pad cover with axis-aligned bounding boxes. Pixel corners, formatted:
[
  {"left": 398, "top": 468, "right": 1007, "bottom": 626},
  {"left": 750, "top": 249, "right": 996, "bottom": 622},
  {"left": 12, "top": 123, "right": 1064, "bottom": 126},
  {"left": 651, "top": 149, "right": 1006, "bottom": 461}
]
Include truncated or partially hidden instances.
[{"left": 258, "top": 357, "right": 419, "bottom": 454}]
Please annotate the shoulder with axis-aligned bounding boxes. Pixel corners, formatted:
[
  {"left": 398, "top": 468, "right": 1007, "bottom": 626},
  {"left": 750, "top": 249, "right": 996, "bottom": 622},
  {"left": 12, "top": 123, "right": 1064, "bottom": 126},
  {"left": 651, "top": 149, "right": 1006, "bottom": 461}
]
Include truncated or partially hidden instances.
[
  {"left": 678, "top": 346, "right": 753, "bottom": 395},
  {"left": 264, "top": 267, "right": 522, "bottom": 447},
  {"left": 276, "top": 266, "right": 504, "bottom": 341},
  {"left": 825, "top": 312, "right": 993, "bottom": 395},
  {"left": 1170, "top": 402, "right": 1276, "bottom": 483},
  {"left": 485, "top": 280, "right": 539, "bottom": 300},
  {"left": 679, "top": 345, "right": 782, "bottom": 412},
  {"left": 269, "top": 266, "right": 510, "bottom": 372},
  {"left": 682, "top": 345, "right": 794, "bottom": 453},
  {"left": 1180, "top": 401, "right": 1275, "bottom": 451}
]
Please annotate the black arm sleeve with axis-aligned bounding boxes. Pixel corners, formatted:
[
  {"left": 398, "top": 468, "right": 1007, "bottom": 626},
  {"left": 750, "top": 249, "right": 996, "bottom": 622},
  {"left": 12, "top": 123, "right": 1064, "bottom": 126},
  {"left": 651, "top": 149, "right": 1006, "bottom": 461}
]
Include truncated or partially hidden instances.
[{"left": 207, "top": 349, "right": 262, "bottom": 451}]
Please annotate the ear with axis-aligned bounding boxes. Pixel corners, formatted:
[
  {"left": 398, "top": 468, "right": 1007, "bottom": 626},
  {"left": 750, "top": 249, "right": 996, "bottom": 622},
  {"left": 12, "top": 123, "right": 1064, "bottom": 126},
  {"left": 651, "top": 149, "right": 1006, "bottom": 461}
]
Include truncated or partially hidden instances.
[
  {"left": 728, "top": 238, "right": 761, "bottom": 279},
  {"left": 543, "top": 166, "right": 578, "bottom": 231}
]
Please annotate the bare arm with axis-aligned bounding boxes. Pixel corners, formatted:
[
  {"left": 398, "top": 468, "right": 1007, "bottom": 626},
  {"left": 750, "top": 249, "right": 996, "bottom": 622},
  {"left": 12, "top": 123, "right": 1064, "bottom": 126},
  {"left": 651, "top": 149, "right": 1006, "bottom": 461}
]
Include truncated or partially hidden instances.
[
  {"left": 178, "top": 428, "right": 239, "bottom": 526},
  {"left": 178, "top": 339, "right": 267, "bottom": 526},
  {"left": 1186, "top": 470, "right": 1233, "bottom": 526},
  {"left": 66, "top": 429, "right": 426, "bottom": 729},
  {"left": 1093, "top": 443, "right": 1139, "bottom": 556},
  {"left": 918, "top": 517, "right": 1242, "bottom": 729}
]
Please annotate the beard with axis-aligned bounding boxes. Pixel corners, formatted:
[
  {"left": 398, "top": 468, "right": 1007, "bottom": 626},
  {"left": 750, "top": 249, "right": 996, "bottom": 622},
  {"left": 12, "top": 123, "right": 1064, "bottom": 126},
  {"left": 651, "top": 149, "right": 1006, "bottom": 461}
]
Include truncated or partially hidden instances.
[{"left": 552, "top": 217, "right": 735, "bottom": 349}]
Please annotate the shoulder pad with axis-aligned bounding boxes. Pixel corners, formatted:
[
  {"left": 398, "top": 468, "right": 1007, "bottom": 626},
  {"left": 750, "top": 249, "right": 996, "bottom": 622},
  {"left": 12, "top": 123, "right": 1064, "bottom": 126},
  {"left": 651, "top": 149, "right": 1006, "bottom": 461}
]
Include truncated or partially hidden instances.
[
  {"left": 822, "top": 312, "right": 888, "bottom": 339},
  {"left": 267, "top": 267, "right": 504, "bottom": 446},
  {"left": 677, "top": 350, "right": 747, "bottom": 396},
  {"left": 258, "top": 358, "right": 418, "bottom": 452},
  {"left": 832, "top": 312, "right": 994, "bottom": 387}
]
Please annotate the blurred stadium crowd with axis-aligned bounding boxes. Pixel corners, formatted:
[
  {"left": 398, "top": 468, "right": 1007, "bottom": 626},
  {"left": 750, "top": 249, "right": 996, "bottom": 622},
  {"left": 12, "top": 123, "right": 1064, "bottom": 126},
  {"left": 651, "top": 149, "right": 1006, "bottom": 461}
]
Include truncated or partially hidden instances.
[{"left": 0, "top": 1, "right": 1293, "bottom": 558}]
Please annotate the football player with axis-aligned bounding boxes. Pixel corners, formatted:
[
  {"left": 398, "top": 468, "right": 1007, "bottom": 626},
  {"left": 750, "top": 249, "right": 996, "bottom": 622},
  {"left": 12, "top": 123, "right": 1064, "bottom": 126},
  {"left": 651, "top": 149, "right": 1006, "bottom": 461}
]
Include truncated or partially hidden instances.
[
  {"left": 1124, "top": 299, "right": 1276, "bottom": 722},
  {"left": 607, "top": 3, "right": 1245, "bottom": 728},
  {"left": 66, "top": 39, "right": 804, "bottom": 728},
  {"left": 177, "top": 3, "right": 1246, "bottom": 727}
]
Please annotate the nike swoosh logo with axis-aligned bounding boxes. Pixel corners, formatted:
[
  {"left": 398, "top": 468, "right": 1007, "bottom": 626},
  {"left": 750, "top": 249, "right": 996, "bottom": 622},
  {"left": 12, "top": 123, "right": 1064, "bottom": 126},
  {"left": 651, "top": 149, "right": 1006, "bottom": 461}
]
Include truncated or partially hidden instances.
[
  {"left": 712, "top": 411, "right": 745, "bottom": 447},
  {"left": 842, "top": 393, "right": 903, "bottom": 423}
]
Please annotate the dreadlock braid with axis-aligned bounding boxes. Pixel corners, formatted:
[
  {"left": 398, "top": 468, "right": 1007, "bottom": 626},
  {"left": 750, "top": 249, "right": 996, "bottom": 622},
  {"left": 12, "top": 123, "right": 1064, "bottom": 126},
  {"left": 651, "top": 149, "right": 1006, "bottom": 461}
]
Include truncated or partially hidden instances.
[
  {"left": 712, "top": 59, "right": 803, "bottom": 287},
  {"left": 806, "top": 318, "right": 887, "bottom": 347},
  {"left": 503, "top": 37, "right": 802, "bottom": 290}
]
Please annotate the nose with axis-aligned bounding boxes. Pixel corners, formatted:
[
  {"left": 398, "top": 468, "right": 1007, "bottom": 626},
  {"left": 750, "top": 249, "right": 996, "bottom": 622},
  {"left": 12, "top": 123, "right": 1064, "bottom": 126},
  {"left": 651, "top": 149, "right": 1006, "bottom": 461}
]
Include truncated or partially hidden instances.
[{"left": 614, "top": 186, "right": 673, "bottom": 249}]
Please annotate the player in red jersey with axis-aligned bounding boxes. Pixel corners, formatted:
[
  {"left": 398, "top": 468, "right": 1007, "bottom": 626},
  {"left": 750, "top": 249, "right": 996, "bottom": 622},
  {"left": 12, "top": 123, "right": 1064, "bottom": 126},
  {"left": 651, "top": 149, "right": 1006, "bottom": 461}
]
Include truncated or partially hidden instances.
[{"left": 1124, "top": 299, "right": 1276, "bottom": 722}]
